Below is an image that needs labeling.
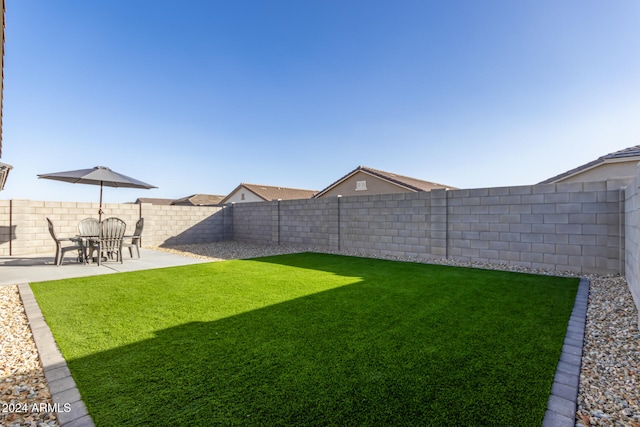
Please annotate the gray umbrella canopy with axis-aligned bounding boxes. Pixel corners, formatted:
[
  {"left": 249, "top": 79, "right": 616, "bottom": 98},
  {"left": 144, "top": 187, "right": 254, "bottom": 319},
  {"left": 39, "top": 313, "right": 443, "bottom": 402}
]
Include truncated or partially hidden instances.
[{"left": 38, "top": 166, "right": 157, "bottom": 220}]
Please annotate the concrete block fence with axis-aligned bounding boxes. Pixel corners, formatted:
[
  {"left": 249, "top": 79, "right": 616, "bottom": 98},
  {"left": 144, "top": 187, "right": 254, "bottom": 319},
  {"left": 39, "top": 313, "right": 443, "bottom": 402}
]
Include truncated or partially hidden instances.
[
  {"left": 0, "top": 200, "right": 231, "bottom": 256},
  {"left": 0, "top": 179, "right": 634, "bottom": 315},
  {"left": 232, "top": 182, "right": 623, "bottom": 276},
  {"left": 624, "top": 166, "right": 640, "bottom": 325}
]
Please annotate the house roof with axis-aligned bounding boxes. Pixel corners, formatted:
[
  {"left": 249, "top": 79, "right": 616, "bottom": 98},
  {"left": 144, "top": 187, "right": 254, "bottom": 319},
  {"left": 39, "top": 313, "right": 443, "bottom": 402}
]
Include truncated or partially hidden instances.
[
  {"left": 171, "top": 194, "right": 225, "bottom": 206},
  {"left": 313, "top": 166, "right": 457, "bottom": 198},
  {"left": 135, "top": 197, "right": 175, "bottom": 205},
  {"left": 538, "top": 145, "right": 640, "bottom": 184},
  {"left": 220, "top": 183, "right": 318, "bottom": 203},
  {"left": 0, "top": 161, "right": 11, "bottom": 191}
]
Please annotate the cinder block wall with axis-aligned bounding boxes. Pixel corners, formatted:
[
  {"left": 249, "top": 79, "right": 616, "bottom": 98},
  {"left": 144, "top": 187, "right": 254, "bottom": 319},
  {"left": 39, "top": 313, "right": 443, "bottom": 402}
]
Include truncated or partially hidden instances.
[
  {"left": 232, "top": 201, "right": 275, "bottom": 244},
  {"left": 0, "top": 200, "right": 142, "bottom": 256},
  {"left": 339, "top": 191, "right": 432, "bottom": 257},
  {"left": 0, "top": 200, "right": 229, "bottom": 256},
  {"left": 624, "top": 167, "right": 640, "bottom": 325},
  {"left": 279, "top": 198, "right": 339, "bottom": 247},
  {"left": 231, "top": 182, "right": 623, "bottom": 275},
  {"left": 0, "top": 200, "right": 12, "bottom": 254},
  {"left": 141, "top": 203, "right": 230, "bottom": 247},
  {"left": 0, "top": 181, "right": 625, "bottom": 277},
  {"left": 445, "top": 182, "right": 623, "bottom": 274}
]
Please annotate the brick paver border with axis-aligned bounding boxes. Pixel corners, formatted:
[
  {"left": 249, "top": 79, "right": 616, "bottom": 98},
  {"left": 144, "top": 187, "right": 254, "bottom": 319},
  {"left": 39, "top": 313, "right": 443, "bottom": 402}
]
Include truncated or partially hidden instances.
[
  {"left": 18, "top": 283, "right": 95, "bottom": 427},
  {"left": 543, "top": 277, "right": 589, "bottom": 426}
]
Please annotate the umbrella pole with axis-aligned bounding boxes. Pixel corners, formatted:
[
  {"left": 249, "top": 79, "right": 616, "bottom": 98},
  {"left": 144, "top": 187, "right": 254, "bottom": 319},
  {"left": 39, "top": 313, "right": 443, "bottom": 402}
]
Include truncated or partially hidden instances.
[{"left": 99, "top": 181, "right": 103, "bottom": 222}]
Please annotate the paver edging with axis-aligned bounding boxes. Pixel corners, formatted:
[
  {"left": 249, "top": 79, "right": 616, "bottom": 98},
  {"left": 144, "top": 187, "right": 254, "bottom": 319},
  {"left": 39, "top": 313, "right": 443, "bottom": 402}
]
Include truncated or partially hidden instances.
[
  {"left": 18, "top": 283, "right": 96, "bottom": 427},
  {"left": 542, "top": 277, "right": 589, "bottom": 427}
]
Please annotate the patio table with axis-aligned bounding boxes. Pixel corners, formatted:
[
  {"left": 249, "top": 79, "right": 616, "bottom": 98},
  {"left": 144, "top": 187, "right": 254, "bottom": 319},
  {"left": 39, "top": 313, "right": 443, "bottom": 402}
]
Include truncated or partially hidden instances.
[{"left": 76, "top": 235, "right": 98, "bottom": 264}]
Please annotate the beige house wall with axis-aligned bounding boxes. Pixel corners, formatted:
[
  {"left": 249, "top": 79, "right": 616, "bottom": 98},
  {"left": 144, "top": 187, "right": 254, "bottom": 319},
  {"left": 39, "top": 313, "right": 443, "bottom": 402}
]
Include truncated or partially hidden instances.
[
  {"left": 318, "top": 171, "right": 414, "bottom": 198},
  {"left": 556, "top": 160, "right": 639, "bottom": 184},
  {"left": 224, "top": 187, "right": 266, "bottom": 203}
]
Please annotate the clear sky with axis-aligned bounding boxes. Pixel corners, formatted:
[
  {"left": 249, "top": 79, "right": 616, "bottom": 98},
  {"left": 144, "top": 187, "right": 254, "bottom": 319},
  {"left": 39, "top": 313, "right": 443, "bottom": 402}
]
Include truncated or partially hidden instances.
[{"left": 1, "top": 0, "right": 639, "bottom": 203}]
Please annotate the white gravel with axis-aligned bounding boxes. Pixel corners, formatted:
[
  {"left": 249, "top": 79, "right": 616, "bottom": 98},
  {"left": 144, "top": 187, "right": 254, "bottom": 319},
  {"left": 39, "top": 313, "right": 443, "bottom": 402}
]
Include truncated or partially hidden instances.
[
  {"left": 2, "top": 241, "right": 638, "bottom": 426},
  {"left": 0, "top": 286, "right": 59, "bottom": 427}
]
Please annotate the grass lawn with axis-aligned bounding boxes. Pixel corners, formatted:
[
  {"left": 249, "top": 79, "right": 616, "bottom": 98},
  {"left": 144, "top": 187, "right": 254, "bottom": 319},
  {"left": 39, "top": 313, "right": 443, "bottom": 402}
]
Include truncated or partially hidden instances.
[{"left": 31, "top": 253, "right": 579, "bottom": 426}]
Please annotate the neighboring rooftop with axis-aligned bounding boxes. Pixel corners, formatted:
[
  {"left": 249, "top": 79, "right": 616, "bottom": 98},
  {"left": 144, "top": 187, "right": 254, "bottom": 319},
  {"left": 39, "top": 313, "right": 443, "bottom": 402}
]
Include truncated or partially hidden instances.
[
  {"left": 135, "top": 197, "right": 175, "bottom": 205},
  {"left": 135, "top": 195, "right": 225, "bottom": 206},
  {"left": 539, "top": 145, "right": 640, "bottom": 184},
  {"left": 0, "top": 161, "right": 10, "bottom": 190},
  {"left": 220, "top": 183, "right": 318, "bottom": 204},
  {"left": 171, "top": 194, "right": 225, "bottom": 206},
  {"left": 314, "top": 165, "right": 456, "bottom": 198}
]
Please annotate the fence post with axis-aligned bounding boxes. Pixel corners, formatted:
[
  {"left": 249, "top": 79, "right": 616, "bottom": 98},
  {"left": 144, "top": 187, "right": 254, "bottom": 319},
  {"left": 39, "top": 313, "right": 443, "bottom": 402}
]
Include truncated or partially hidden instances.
[
  {"left": 337, "top": 195, "right": 341, "bottom": 251},
  {"left": 272, "top": 200, "right": 280, "bottom": 245},
  {"left": 430, "top": 189, "right": 448, "bottom": 259}
]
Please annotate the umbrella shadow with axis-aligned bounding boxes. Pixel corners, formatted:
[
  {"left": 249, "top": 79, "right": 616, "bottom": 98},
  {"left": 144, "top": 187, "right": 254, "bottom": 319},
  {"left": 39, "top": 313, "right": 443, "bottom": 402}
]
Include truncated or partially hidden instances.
[
  {"left": 0, "top": 256, "right": 56, "bottom": 267},
  {"left": 0, "top": 225, "right": 16, "bottom": 244}
]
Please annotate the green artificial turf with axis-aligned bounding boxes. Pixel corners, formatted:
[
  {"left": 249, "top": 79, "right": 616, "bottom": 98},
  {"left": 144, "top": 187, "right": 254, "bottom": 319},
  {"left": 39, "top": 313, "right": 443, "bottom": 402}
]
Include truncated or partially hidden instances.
[{"left": 31, "top": 253, "right": 579, "bottom": 426}]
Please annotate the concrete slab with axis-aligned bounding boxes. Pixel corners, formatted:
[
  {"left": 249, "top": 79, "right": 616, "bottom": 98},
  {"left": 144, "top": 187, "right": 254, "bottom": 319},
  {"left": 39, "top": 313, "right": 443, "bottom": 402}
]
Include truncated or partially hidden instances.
[{"left": 0, "top": 248, "right": 211, "bottom": 286}]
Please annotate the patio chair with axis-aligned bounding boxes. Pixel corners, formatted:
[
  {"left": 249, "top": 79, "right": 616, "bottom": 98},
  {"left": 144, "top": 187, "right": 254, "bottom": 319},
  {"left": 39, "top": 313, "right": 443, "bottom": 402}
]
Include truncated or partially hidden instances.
[
  {"left": 78, "top": 218, "right": 101, "bottom": 261},
  {"left": 94, "top": 217, "right": 127, "bottom": 266},
  {"left": 78, "top": 217, "right": 100, "bottom": 237},
  {"left": 123, "top": 218, "right": 144, "bottom": 258},
  {"left": 46, "top": 217, "right": 82, "bottom": 266}
]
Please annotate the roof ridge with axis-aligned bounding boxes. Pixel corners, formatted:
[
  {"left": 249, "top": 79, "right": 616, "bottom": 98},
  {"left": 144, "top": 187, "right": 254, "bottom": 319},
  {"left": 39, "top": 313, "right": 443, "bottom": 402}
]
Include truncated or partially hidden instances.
[
  {"left": 602, "top": 145, "right": 640, "bottom": 159},
  {"left": 241, "top": 182, "right": 318, "bottom": 191},
  {"left": 359, "top": 165, "right": 455, "bottom": 188}
]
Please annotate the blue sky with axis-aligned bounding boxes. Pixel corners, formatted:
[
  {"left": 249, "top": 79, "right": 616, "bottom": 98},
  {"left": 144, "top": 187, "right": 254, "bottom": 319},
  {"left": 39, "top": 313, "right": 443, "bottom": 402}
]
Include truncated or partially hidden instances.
[{"left": 1, "top": 0, "right": 639, "bottom": 203}]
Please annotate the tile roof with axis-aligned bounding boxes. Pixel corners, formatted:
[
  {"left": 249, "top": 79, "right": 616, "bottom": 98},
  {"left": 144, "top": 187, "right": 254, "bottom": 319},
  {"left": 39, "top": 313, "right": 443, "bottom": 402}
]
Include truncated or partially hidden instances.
[
  {"left": 314, "top": 166, "right": 457, "bottom": 198},
  {"left": 171, "top": 194, "right": 225, "bottom": 206},
  {"left": 135, "top": 197, "right": 175, "bottom": 205},
  {"left": 221, "top": 183, "right": 318, "bottom": 203},
  {"left": 0, "top": 161, "right": 11, "bottom": 191},
  {"left": 538, "top": 145, "right": 640, "bottom": 184}
]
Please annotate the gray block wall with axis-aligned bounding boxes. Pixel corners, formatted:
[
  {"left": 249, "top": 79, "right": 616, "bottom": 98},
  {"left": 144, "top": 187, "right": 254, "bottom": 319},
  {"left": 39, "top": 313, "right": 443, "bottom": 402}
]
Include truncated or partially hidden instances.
[
  {"left": 0, "top": 200, "right": 230, "bottom": 256},
  {"left": 339, "top": 191, "right": 432, "bottom": 258},
  {"left": 232, "top": 201, "right": 276, "bottom": 244},
  {"left": 279, "top": 198, "right": 339, "bottom": 247},
  {"left": 0, "top": 180, "right": 626, "bottom": 278},
  {"left": 624, "top": 167, "right": 640, "bottom": 325},
  {"left": 230, "top": 182, "right": 622, "bottom": 276},
  {"left": 446, "top": 183, "right": 622, "bottom": 274}
]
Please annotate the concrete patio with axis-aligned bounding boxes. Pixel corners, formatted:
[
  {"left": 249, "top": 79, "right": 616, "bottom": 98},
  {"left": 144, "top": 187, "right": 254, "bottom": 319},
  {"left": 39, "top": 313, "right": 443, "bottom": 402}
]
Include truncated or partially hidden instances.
[{"left": 0, "top": 248, "right": 211, "bottom": 286}]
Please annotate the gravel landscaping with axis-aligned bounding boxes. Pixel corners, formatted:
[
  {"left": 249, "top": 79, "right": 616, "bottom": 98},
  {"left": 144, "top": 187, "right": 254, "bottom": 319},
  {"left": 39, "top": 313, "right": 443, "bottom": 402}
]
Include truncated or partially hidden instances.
[
  {"left": 1, "top": 241, "right": 638, "bottom": 426},
  {"left": 1, "top": 286, "right": 59, "bottom": 427}
]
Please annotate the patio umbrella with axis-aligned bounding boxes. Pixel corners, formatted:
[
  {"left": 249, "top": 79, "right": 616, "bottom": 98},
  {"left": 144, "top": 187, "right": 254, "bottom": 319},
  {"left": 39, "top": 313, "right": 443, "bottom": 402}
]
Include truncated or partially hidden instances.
[{"left": 38, "top": 166, "right": 157, "bottom": 221}]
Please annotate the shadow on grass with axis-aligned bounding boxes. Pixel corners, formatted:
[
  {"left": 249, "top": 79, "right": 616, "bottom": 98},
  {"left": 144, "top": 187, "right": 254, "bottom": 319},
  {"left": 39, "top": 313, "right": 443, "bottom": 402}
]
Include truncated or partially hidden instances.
[{"left": 46, "top": 253, "right": 578, "bottom": 426}]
